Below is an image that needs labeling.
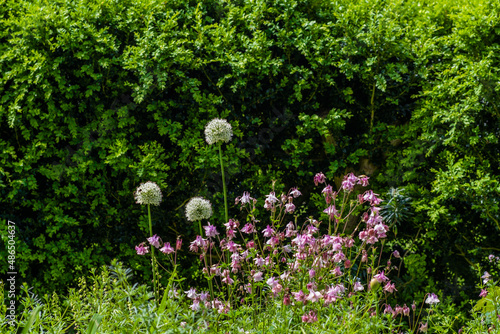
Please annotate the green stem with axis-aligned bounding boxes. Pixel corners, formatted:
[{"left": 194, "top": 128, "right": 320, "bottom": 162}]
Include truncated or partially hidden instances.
[
  {"left": 148, "top": 204, "right": 159, "bottom": 303},
  {"left": 219, "top": 143, "right": 228, "bottom": 224}
]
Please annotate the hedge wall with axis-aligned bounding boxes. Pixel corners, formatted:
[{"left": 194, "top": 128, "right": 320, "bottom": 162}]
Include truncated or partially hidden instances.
[{"left": 1, "top": 0, "right": 499, "bottom": 302}]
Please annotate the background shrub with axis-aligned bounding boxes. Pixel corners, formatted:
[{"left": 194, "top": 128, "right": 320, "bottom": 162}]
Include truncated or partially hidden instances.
[{"left": 1, "top": 0, "right": 499, "bottom": 307}]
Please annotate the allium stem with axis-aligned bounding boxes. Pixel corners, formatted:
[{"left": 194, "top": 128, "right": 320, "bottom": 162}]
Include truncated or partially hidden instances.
[
  {"left": 148, "top": 204, "right": 159, "bottom": 302},
  {"left": 219, "top": 143, "right": 229, "bottom": 224}
]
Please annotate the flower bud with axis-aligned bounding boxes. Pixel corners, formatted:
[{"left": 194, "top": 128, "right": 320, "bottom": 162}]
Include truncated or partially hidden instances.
[{"left": 370, "top": 277, "right": 381, "bottom": 291}]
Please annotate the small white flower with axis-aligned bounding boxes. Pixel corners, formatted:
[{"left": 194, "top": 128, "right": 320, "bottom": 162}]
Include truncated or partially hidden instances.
[
  {"left": 425, "top": 293, "right": 440, "bottom": 305},
  {"left": 204, "top": 118, "right": 233, "bottom": 145},
  {"left": 185, "top": 197, "right": 213, "bottom": 221},
  {"left": 134, "top": 181, "right": 162, "bottom": 206}
]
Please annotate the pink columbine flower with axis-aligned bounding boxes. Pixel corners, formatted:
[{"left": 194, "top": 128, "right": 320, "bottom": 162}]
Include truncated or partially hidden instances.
[
  {"left": 285, "top": 202, "right": 296, "bottom": 213},
  {"left": 353, "top": 281, "right": 364, "bottom": 292},
  {"left": 482, "top": 271, "right": 491, "bottom": 284},
  {"left": 309, "top": 269, "right": 316, "bottom": 279},
  {"left": 283, "top": 294, "right": 291, "bottom": 306},
  {"left": 160, "top": 242, "right": 174, "bottom": 254},
  {"left": 190, "top": 299, "right": 200, "bottom": 311},
  {"left": 224, "top": 219, "right": 239, "bottom": 230},
  {"left": 358, "top": 175, "right": 370, "bottom": 186},
  {"left": 262, "top": 225, "right": 275, "bottom": 238},
  {"left": 314, "top": 173, "right": 326, "bottom": 186},
  {"left": 226, "top": 229, "right": 235, "bottom": 239},
  {"left": 253, "top": 271, "right": 264, "bottom": 282},
  {"left": 306, "top": 290, "right": 323, "bottom": 303},
  {"left": 135, "top": 243, "right": 149, "bottom": 255},
  {"left": 384, "top": 304, "right": 394, "bottom": 316},
  {"left": 425, "top": 293, "right": 440, "bottom": 305},
  {"left": 199, "top": 291, "right": 209, "bottom": 302},
  {"left": 392, "top": 250, "right": 401, "bottom": 258},
  {"left": 266, "top": 277, "right": 279, "bottom": 288},
  {"left": 479, "top": 289, "right": 488, "bottom": 298},
  {"left": 221, "top": 270, "right": 234, "bottom": 285},
  {"left": 384, "top": 282, "right": 397, "bottom": 293},
  {"left": 185, "top": 287, "right": 197, "bottom": 299},
  {"left": 402, "top": 304, "right": 410, "bottom": 316},
  {"left": 241, "top": 223, "right": 255, "bottom": 234},
  {"left": 374, "top": 271, "right": 389, "bottom": 283},
  {"left": 322, "top": 185, "right": 334, "bottom": 204},
  {"left": 341, "top": 173, "right": 359, "bottom": 192},
  {"left": 292, "top": 290, "right": 306, "bottom": 302},
  {"left": 235, "top": 191, "right": 252, "bottom": 205},
  {"left": 147, "top": 235, "right": 161, "bottom": 248},
  {"left": 204, "top": 223, "right": 219, "bottom": 238},
  {"left": 323, "top": 205, "right": 339, "bottom": 220},
  {"left": 264, "top": 192, "right": 278, "bottom": 210},
  {"left": 419, "top": 322, "right": 428, "bottom": 332},
  {"left": 254, "top": 256, "right": 265, "bottom": 267},
  {"left": 290, "top": 187, "right": 302, "bottom": 198},
  {"left": 176, "top": 238, "right": 182, "bottom": 250}
]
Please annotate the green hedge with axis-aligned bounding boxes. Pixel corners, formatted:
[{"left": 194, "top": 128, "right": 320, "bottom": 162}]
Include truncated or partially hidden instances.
[{"left": 1, "top": 0, "right": 499, "bottom": 302}]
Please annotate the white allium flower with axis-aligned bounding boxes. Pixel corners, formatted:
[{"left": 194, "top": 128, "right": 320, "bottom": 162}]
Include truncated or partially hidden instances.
[
  {"left": 134, "top": 181, "right": 162, "bottom": 206},
  {"left": 204, "top": 118, "right": 233, "bottom": 145},
  {"left": 185, "top": 197, "right": 213, "bottom": 221}
]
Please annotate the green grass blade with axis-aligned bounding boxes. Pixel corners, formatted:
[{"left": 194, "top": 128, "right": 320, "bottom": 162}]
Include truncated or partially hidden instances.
[
  {"left": 85, "top": 314, "right": 103, "bottom": 334},
  {"left": 20, "top": 305, "right": 42, "bottom": 334}
]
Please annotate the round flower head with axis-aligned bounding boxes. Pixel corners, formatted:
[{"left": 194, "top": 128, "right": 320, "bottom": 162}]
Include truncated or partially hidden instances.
[
  {"left": 185, "top": 197, "right": 213, "bottom": 221},
  {"left": 134, "top": 181, "right": 162, "bottom": 206},
  {"left": 204, "top": 118, "right": 233, "bottom": 145}
]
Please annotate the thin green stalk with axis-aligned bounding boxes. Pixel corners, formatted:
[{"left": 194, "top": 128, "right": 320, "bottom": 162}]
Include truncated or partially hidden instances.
[
  {"left": 219, "top": 143, "right": 229, "bottom": 224},
  {"left": 148, "top": 204, "right": 159, "bottom": 302}
]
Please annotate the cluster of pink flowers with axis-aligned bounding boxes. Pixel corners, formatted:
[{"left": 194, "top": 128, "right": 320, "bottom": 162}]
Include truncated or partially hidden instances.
[
  {"left": 175, "top": 173, "right": 405, "bottom": 322},
  {"left": 185, "top": 287, "right": 229, "bottom": 313},
  {"left": 135, "top": 234, "right": 182, "bottom": 256}
]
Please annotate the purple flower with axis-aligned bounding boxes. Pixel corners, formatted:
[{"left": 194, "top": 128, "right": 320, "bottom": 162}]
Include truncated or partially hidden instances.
[
  {"left": 253, "top": 271, "right": 264, "bottom": 282},
  {"left": 374, "top": 271, "right": 389, "bottom": 283},
  {"left": 392, "top": 250, "right": 401, "bottom": 258},
  {"left": 235, "top": 192, "right": 253, "bottom": 205},
  {"left": 425, "top": 293, "right": 440, "bottom": 305},
  {"left": 358, "top": 175, "right": 370, "bottom": 186},
  {"left": 204, "top": 223, "right": 219, "bottom": 238},
  {"left": 241, "top": 223, "right": 255, "bottom": 234},
  {"left": 341, "top": 173, "right": 359, "bottom": 192},
  {"left": 306, "top": 290, "right": 323, "bottom": 303},
  {"left": 254, "top": 256, "right": 265, "bottom": 267},
  {"left": 147, "top": 234, "right": 161, "bottom": 248},
  {"left": 185, "top": 288, "right": 197, "bottom": 299},
  {"left": 176, "top": 238, "right": 182, "bottom": 250},
  {"left": 314, "top": 172, "right": 326, "bottom": 186},
  {"left": 292, "top": 290, "right": 306, "bottom": 302},
  {"left": 160, "top": 242, "right": 174, "bottom": 254},
  {"left": 224, "top": 219, "right": 239, "bottom": 230},
  {"left": 482, "top": 271, "right": 491, "bottom": 284},
  {"left": 322, "top": 185, "right": 334, "bottom": 204},
  {"left": 266, "top": 192, "right": 278, "bottom": 203},
  {"left": 383, "top": 304, "right": 394, "bottom": 316},
  {"left": 135, "top": 243, "right": 149, "bottom": 255},
  {"left": 266, "top": 276, "right": 279, "bottom": 288},
  {"left": 360, "top": 190, "right": 382, "bottom": 206},
  {"left": 323, "top": 205, "right": 339, "bottom": 220},
  {"left": 479, "top": 289, "right": 488, "bottom": 298},
  {"left": 262, "top": 225, "right": 275, "bottom": 238},
  {"left": 290, "top": 187, "right": 301, "bottom": 198},
  {"left": 285, "top": 202, "right": 296, "bottom": 213},
  {"left": 353, "top": 281, "right": 364, "bottom": 292}
]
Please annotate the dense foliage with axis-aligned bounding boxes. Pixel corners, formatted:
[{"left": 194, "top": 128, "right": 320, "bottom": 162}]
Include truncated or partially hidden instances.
[{"left": 1, "top": 0, "right": 499, "bottom": 310}]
